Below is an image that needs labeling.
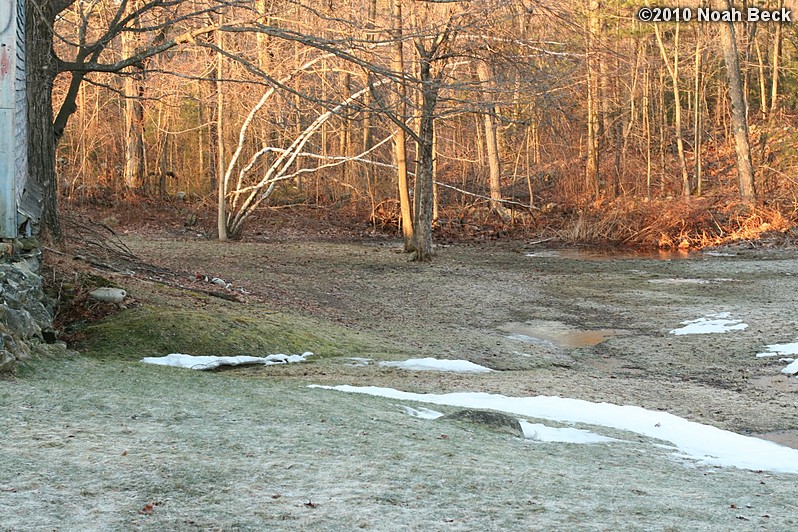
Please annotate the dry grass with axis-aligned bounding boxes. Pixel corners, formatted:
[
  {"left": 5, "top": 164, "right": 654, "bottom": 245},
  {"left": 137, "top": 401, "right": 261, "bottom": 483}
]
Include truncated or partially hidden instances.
[
  {"left": 60, "top": 179, "right": 798, "bottom": 252},
  {"left": 547, "top": 196, "right": 797, "bottom": 251}
]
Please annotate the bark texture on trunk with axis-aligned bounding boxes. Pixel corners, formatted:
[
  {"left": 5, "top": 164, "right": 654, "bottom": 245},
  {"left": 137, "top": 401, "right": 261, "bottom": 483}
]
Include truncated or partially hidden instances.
[
  {"left": 719, "top": 20, "right": 756, "bottom": 203},
  {"left": 476, "top": 61, "right": 509, "bottom": 220},
  {"left": 216, "top": 24, "right": 228, "bottom": 241},
  {"left": 121, "top": 4, "right": 145, "bottom": 190},
  {"left": 25, "top": 0, "right": 60, "bottom": 240},
  {"left": 412, "top": 56, "right": 437, "bottom": 261},
  {"left": 585, "top": 0, "right": 600, "bottom": 195},
  {"left": 392, "top": 0, "right": 413, "bottom": 250}
]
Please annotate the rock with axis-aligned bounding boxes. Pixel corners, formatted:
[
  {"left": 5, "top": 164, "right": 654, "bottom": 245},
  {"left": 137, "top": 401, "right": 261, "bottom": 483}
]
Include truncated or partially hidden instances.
[
  {"left": 441, "top": 409, "right": 525, "bottom": 438},
  {"left": 19, "top": 237, "right": 39, "bottom": 252},
  {"left": 0, "top": 244, "right": 58, "bottom": 371},
  {"left": 0, "top": 347, "right": 15, "bottom": 372},
  {"left": 89, "top": 287, "right": 127, "bottom": 303},
  {"left": 101, "top": 215, "right": 120, "bottom": 228},
  {"left": 0, "top": 307, "right": 41, "bottom": 339}
]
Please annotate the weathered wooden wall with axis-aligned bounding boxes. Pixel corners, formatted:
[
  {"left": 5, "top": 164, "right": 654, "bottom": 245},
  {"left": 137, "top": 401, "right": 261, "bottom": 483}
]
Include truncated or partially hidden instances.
[{"left": 0, "top": 0, "right": 27, "bottom": 238}]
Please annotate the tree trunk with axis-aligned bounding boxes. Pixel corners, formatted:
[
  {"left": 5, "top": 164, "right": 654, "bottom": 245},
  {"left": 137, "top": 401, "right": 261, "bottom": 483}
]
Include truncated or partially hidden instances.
[
  {"left": 412, "top": 55, "right": 438, "bottom": 261},
  {"left": 718, "top": 19, "right": 756, "bottom": 203},
  {"left": 216, "top": 23, "right": 228, "bottom": 241},
  {"left": 476, "top": 61, "right": 509, "bottom": 221},
  {"left": 391, "top": 0, "right": 413, "bottom": 251},
  {"left": 693, "top": 28, "right": 703, "bottom": 196},
  {"left": 121, "top": 1, "right": 145, "bottom": 190},
  {"left": 585, "top": 0, "right": 600, "bottom": 196},
  {"left": 770, "top": 3, "right": 782, "bottom": 115},
  {"left": 655, "top": 22, "right": 690, "bottom": 196},
  {"left": 25, "top": 0, "right": 61, "bottom": 241}
]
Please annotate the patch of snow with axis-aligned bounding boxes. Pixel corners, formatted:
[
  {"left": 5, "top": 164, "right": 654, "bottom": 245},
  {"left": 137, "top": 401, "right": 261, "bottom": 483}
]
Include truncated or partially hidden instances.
[
  {"left": 345, "top": 357, "right": 372, "bottom": 367},
  {"left": 649, "top": 278, "right": 733, "bottom": 285},
  {"left": 781, "top": 360, "right": 798, "bottom": 376},
  {"left": 311, "top": 385, "right": 798, "bottom": 474},
  {"left": 378, "top": 358, "right": 493, "bottom": 373},
  {"left": 756, "top": 341, "right": 798, "bottom": 359},
  {"left": 669, "top": 312, "right": 748, "bottom": 335},
  {"left": 520, "top": 421, "right": 617, "bottom": 444},
  {"left": 141, "top": 352, "right": 313, "bottom": 370},
  {"left": 399, "top": 405, "right": 444, "bottom": 419},
  {"left": 649, "top": 278, "right": 707, "bottom": 285}
]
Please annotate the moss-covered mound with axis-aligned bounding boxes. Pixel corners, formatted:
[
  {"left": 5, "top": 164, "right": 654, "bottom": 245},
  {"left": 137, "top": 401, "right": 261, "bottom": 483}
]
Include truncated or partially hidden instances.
[{"left": 75, "top": 284, "right": 379, "bottom": 361}]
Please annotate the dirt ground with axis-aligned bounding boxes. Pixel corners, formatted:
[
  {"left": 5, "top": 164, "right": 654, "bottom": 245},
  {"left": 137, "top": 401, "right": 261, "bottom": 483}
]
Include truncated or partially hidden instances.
[
  {"left": 119, "top": 229, "right": 798, "bottom": 442},
  {"left": 6, "top": 224, "right": 798, "bottom": 530}
]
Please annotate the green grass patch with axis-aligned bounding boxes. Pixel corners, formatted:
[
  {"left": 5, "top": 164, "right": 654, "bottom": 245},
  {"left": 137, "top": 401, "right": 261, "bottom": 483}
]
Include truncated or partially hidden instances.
[{"left": 74, "top": 285, "right": 384, "bottom": 360}]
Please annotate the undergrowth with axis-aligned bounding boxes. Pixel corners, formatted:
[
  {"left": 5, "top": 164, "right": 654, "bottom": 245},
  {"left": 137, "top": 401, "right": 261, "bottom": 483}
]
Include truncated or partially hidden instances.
[
  {"left": 61, "top": 190, "right": 798, "bottom": 252},
  {"left": 550, "top": 196, "right": 796, "bottom": 250}
]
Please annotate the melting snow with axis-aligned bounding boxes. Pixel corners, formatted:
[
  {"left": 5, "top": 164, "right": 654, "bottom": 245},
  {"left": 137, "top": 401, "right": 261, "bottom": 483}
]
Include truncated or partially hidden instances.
[
  {"left": 141, "top": 352, "right": 313, "bottom": 370},
  {"left": 400, "top": 405, "right": 444, "bottom": 419},
  {"left": 754, "top": 342, "right": 798, "bottom": 376},
  {"left": 345, "top": 357, "right": 372, "bottom": 367},
  {"left": 378, "top": 358, "right": 493, "bottom": 373},
  {"left": 520, "top": 421, "right": 617, "bottom": 443},
  {"left": 648, "top": 278, "right": 733, "bottom": 285},
  {"left": 311, "top": 385, "right": 798, "bottom": 474},
  {"left": 669, "top": 312, "right": 748, "bottom": 335},
  {"left": 757, "top": 342, "right": 798, "bottom": 358},
  {"left": 782, "top": 360, "right": 798, "bottom": 376}
]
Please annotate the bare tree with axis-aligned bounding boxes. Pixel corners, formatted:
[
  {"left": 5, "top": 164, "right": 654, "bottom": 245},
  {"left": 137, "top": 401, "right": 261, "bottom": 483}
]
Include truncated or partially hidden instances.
[
  {"left": 718, "top": 18, "right": 756, "bottom": 203},
  {"left": 391, "top": 0, "right": 414, "bottom": 251},
  {"left": 476, "top": 60, "right": 510, "bottom": 221},
  {"left": 121, "top": 0, "right": 145, "bottom": 190},
  {"left": 655, "top": 22, "right": 690, "bottom": 197}
]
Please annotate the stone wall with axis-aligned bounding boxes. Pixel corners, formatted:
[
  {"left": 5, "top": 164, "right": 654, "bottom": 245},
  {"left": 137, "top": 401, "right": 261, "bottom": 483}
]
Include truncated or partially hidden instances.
[{"left": 0, "top": 239, "right": 57, "bottom": 371}]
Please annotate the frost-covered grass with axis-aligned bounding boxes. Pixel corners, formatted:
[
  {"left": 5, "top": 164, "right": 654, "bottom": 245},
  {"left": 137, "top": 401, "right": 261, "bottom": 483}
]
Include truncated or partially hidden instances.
[{"left": 2, "top": 355, "right": 798, "bottom": 531}]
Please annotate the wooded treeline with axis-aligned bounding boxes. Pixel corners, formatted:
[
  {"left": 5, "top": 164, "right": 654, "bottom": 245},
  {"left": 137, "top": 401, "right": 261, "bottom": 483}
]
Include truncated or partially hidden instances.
[{"left": 41, "top": 0, "right": 798, "bottom": 255}]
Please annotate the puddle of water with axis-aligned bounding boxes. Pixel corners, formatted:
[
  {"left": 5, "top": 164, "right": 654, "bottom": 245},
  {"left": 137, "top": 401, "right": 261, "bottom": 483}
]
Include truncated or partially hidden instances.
[
  {"left": 703, "top": 251, "right": 737, "bottom": 257},
  {"left": 500, "top": 321, "right": 624, "bottom": 348}
]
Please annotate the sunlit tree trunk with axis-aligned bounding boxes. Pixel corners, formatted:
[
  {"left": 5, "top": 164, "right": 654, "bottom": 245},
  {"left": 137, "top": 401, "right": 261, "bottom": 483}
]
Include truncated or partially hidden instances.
[
  {"left": 476, "top": 61, "right": 509, "bottom": 220},
  {"left": 216, "top": 22, "right": 228, "bottom": 241},
  {"left": 643, "top": 64, "right": 652, "bottom": 200},
  {"left": 693, "top": 28, "right": 703, "bottom": 196},
  {"left": 655, "top": 22, "right": 690, "bottom": 197},
  {"left": 391, "top": 0, "right": 413, "bottom": 251},
  {"left": 121, "top": 0, "right": 145, "bottom": 190},
  {"left": 718, "top": 18, "right": 756, "bottom": 203},
  {"left": 770, "top": 2, "right": 782, "bottom": 115},
  {"left": 585, "top": 0, "right": 600, "bottom": 196},
  {"left": 412, "top": 53, "right": 438, "bottom": 261}
]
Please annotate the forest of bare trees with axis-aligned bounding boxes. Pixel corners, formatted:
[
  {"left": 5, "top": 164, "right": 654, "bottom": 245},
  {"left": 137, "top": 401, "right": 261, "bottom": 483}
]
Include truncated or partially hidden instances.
[{"left": 33, "top": 0, "right": 798, "bottom": 256}]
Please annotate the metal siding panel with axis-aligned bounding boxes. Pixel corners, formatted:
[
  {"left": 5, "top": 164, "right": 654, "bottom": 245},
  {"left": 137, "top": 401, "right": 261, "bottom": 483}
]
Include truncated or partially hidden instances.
[
  {"left": 14, "top": 0, "right": 25, "bottom": 208},
  {"left": 0, "top": 0, "right": 22, "bottom": 237}
]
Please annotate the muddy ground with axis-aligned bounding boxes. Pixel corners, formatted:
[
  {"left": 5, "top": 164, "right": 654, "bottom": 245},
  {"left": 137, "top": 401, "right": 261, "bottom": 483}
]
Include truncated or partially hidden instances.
[
  {"left": 6, "top": 227, "right": 798, "bottom": 530},
  {"left": 122, "top": 231, "right": 798, "bottom": 443}
]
